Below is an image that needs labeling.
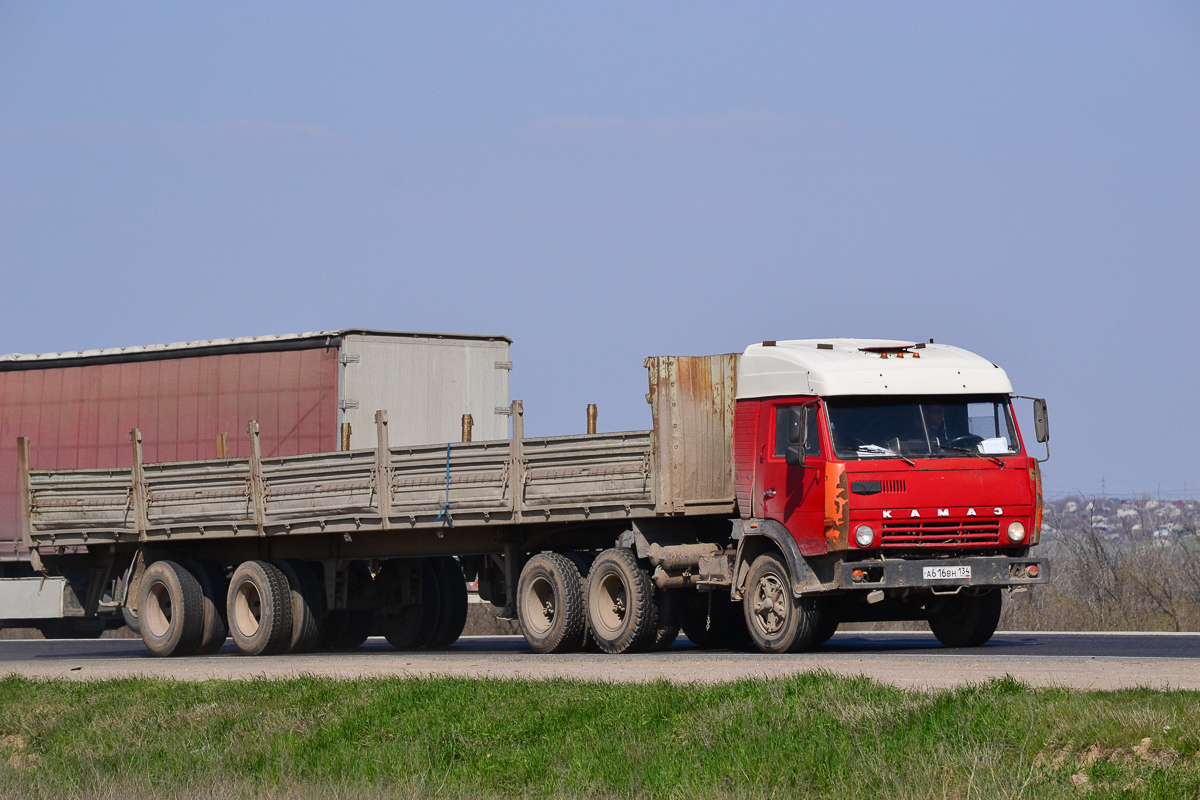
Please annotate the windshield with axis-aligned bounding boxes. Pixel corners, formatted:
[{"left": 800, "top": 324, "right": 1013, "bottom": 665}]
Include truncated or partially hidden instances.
[{"left": 825, "top": 395, "right": 1020, "bottom": 460}]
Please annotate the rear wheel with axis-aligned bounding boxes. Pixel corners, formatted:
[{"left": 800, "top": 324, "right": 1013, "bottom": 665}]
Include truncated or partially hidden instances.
[
  {"left": 518, "top": 552, "right": 587, "bottom": 654},
  {"left": 180, "top": 560, "right": 229, "bottom": 655},
  {"left": 928, "top": 590, "right": 1002, "bottom": 648},
  {"left": 121, "top": 606, "right": 141, "bottom": 636},
  {"left": 226, "top": 560, "right": 293, "bottom": 656},
  {"left": 38, "top": 619, "right": 106, "bottom": 640},
  {"left": 586, "top": 548, "right": 657, "bottom": 654},
  {"left": 743, "top": 552, "right": 820, "bottom": 654},
  {"left": 273, "top": 559, "right": 324, "bottom": 654},
  {"left": 138, "top": 560, "right": 206, "bottom": 657},
  {"left": 426, "top": 558, "right": 469, "bottom": 648}
]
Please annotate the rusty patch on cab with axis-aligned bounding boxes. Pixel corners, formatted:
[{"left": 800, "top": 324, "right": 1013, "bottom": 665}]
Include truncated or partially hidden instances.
[{"left": 824, "top": 462, "right": 849, "bottom": 550}]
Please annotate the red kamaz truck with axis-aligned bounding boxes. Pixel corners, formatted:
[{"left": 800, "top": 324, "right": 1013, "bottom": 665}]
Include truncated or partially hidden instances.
[{"left": 12, "top": 335, "right": 1048, "bottom": 655}]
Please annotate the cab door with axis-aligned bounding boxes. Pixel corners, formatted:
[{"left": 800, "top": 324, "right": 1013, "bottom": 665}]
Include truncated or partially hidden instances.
[{"left": 760, "top": 400, "right": 827, "bottom": 555}]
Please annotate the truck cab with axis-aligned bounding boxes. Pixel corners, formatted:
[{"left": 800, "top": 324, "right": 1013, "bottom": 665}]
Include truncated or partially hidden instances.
[{"left": 730, "top": 338, "right": 1046, "bottom": 651}]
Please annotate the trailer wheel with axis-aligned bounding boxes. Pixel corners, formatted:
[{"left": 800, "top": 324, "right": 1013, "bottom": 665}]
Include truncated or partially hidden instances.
[
  {"left": 426, "top": 558, "right": 469, "bottom": 648},
  {"left": 226, "top": 560, "right": 293, "bottom": 656},
  {"left": 585, "top": 548, "right": 657, "bottom": 654},
  {"left": 138, "top": 560, "right": 206, "bottom": 657},
  {"left": 413, "top": 559, "right": 443, "bottom": 647},
  {"left": 121, "top": 606, "right": 140, "bottom": 636},
  {"left": 180, "top": 560, "right": 229, "bottom": 655},
  {"left": 273, "top": 559, "right": 324, "bottom": 654},
  {"left": 743, "top": 552, "right": 819, "bottom": 654},
  {"left": 37, "top": 619, "right": 106, "bottom": 639},
  {"left": 330, "top": 610, "right": 374, "bottom": 650},
  {"left": 517, "top": 553, "right": 587, "bottom": 654},
  {"left": 927, "top": 589, "right": 1002, "bottom": 648}
]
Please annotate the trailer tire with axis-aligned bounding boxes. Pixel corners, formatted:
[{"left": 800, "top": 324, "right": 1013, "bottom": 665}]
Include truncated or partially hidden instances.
[
  {"left": 37, "top": 619, "right": 106, "bottom": 639},
  {"left": 413, "top": 559, "right": 443, "bottom": 648},
  {"left": 426, "top": 558, "right": 469, "bottom": 648},
  {"left": 928, "top": 589, "right": 1002, "bottom": 648},
  {"left": 743, "top": 552, "right": 820, "bottom": 654},
  {"left": 586, "top": 548, "right": 657, "bottom": 654},
  {"left": 226, "top": 560, "right": 293, "bottom": 656},
  {"left": 330, "top": 610, "right": 374, "bottom": 650},
  {"left": 273, "top": 559, "right": 324, "bottom": 654},
  {"left": 138, "top": 560, "right": 206, "bottom": 657},
  {"left": 180, "top": 560, "right": 229, "bottom": 655},
  {"left": 121, "top": 606, "right": 141, "bottom": 636},
  {"left": 518, "top": 552, "right": 587, "bottom": 654}
]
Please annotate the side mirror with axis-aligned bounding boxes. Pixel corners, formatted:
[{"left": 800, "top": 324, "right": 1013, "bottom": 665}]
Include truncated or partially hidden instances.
[
  {"left": 785, "top": 407, "right": 807, "bottom": 466},
  {"left": 1032, "top": 398, "right": 1049, "bottom": 443}
]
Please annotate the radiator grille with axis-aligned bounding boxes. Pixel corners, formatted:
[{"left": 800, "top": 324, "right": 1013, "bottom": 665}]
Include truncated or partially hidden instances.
[{"left": 880, "top": 519, "right": 1000, "bottom": 547}]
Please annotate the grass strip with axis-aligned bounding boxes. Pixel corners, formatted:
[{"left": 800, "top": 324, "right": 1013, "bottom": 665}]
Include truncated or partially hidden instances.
[{"left": 0, "top": 672, "right": 1198, "bottom": 799}]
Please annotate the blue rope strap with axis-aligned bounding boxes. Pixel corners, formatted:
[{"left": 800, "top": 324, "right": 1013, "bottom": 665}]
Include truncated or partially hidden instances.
[{"left": 434, "top": 443, "right": 453, "bottom": 527}]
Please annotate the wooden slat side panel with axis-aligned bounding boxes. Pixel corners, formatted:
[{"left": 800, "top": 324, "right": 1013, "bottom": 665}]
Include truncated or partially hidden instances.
[{"left": 521, "top": 432, "right": 654, "bottom": 510}]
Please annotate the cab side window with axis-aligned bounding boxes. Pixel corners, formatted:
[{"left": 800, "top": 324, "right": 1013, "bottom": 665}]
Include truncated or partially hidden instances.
[{"left": 773, "top": 405, "right": 821, "bottom": 458}]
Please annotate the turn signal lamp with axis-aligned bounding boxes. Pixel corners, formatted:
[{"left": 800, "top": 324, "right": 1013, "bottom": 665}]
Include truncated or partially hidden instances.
[
  {"left": 854, "top": 524, "right": 875, "bottom": 547},
  {"left": 1007, "top": 521, "right": 1026, "bottom": 543}
]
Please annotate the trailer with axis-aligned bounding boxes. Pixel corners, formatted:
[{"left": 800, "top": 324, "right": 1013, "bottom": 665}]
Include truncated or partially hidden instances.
[
  {"left": 0, "top": 329, "right": 510, "bottom": 637},
  {"left": 15, "top": 337, "right": 1050, "bottom": 655}
]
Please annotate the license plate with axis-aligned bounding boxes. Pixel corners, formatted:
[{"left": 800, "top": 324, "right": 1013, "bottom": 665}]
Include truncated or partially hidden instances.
[{"left": 923, "top": 565, "right": 971, "bottom": 581}]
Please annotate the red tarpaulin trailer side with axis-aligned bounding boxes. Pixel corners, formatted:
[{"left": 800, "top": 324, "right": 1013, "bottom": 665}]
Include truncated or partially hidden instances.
[{"left": 0, "top": 347, "right": 339, "bottom": 559}]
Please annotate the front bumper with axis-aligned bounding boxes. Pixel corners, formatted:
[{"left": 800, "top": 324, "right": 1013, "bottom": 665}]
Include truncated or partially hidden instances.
[{"left": 831, "top": 556, "right": 1046, "bottom": 592}]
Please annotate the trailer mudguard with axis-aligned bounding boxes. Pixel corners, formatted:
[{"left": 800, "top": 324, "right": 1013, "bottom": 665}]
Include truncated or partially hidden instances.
[{"left": 733, "top": 518, "right": 826, "bottom": 600}]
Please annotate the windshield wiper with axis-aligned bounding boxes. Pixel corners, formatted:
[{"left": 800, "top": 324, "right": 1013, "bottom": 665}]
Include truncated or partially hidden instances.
[
  {"left": 935, "top": 443, "right": 1005, "bottom": 468},
  {"left": 855, "top": 445, "right": 916, "bottom": 467}
]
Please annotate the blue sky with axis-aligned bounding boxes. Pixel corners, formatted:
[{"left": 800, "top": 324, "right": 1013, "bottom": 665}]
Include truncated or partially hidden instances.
[{"left": 1, "top": 3, "right": 1197, "bottom": 496}]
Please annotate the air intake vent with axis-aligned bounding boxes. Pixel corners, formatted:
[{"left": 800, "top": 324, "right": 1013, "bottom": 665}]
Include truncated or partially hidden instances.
[{"left": 882, "top": 479, "right": 906, "bottom": 493}]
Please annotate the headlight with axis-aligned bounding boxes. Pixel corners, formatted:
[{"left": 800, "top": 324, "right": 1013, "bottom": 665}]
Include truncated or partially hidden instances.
[
  {"left": 1007, "top": 521, "right": 1026, "bottom": 543},
  {"left": 855, "top": 524, "right": 875, "bottom": 547}
]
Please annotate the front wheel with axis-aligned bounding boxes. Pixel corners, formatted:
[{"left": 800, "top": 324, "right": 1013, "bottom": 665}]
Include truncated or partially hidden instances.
[
  {"left": 743, "top": 552, "right": 820, "bottom": 654},
  {"left": 927, "top": 590, "right": 1002, "bottom": 648}
]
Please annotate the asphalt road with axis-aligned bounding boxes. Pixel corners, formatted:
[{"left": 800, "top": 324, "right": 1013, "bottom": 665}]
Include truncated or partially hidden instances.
[{"left": 2, "top": 632, "right": 1198, "bottom": 690}]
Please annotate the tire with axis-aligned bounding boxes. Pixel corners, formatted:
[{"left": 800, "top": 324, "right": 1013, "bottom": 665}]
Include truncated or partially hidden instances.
[
  {"left": 180, "top": 560, "right": 229, "bottom": 655},
  {"left": 648, "top": 588, "right": 681, "bottom": 652},
  {"left": 330, "top": 609, "right": 374, "bottom": 650},
  {"left": 381, "top": 605, "right": 425, "bottom": 650},
  {"left": 413, "top": 559, "right": 443, "bottom": 648},
  {"left": 121, "top": 606, "right": 140, "bottom": 636},
  {"left": 812, "top": 614, "right": 839, "bottom": 647},
  {"left": 426, "top": 557, "right": 469, "bottom": 648},
  {"left": 585, "top": 548, "right": 657, "bottom": 654},
  {"left": 743, "top": 552, "right": 820, "bottom": 654},
  {"left": 316, "top": 610, "right": 349, "bottom": 651},
  {"left": 680, "top": 590, "right": 748, "bottom": 650},
  {"left": 226, "top": 560, "right": 293, "bottom": 656},
  {"left": 517, "top": 552, "right": 587, "bottom": 654},
  {"left": 928, "top": 590, "right": 1002, "bottom": 648},
  {"left": 273, "top": 559, "right": 324, "bottom": 654},
  {"left": 563, "top": 552, "right": 600, "bottom": 652},
  {"left": 138, "top": 560, "right": 206, "bottom": 657}
]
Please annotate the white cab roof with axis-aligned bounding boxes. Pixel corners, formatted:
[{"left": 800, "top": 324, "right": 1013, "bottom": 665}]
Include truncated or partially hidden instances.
[{"left": 736, "top": 339, "right": 1013, "bottom": 399}]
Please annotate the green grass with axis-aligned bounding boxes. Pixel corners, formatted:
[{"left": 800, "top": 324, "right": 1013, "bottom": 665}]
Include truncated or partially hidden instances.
[{"left": 0, "top": 673, "right": 1198, "bottom": 799}]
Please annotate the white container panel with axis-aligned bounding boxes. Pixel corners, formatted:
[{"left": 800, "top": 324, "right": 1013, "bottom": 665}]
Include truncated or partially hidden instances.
[{"left": 341, "top": 334, "right": 510, "bottom": 447}]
